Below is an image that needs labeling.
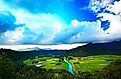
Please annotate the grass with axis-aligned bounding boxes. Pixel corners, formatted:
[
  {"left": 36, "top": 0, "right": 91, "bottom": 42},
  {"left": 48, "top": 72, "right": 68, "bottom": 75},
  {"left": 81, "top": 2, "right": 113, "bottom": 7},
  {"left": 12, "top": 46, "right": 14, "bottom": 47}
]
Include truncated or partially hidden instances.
[
  {"left": 23, "top": 55, "right": 121, "bottom": 75},
  {"left": 69, "top": 55, "right": 121, "bottom": 74},
  {"left": 23, "top": 57, "right": 68, "bottom": 71}
]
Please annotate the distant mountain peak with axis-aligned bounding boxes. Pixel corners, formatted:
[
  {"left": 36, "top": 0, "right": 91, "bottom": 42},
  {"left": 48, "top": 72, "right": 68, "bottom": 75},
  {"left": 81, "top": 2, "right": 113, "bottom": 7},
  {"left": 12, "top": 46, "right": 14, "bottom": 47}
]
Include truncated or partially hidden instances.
[{"left": 18, "top": 47, "right": 41, "bottom": 51}]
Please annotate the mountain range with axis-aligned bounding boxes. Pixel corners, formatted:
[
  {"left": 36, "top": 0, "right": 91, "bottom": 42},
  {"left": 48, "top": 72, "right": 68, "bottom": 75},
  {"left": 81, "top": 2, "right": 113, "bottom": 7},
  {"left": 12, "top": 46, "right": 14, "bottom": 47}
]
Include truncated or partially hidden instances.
[{"left": 0, "top": 40, "right": 121, "bottom": 60}]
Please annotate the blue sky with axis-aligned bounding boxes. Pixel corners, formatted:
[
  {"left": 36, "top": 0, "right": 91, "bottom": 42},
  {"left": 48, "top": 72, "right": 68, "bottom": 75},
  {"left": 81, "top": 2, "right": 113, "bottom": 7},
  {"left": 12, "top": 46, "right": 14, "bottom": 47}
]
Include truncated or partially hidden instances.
[{"left": 0, "top": 0, "right": 121, "bottom": 45}]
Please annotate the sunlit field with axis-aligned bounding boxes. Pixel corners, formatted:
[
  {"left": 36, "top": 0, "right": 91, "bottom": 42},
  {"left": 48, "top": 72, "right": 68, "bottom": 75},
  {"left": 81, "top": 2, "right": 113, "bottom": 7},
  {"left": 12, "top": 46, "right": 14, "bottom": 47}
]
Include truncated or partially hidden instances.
[
  {"left": 23, "top": 55, "right": 121, "bottom": 75},
  {"left": 23, "top": 57, "right": 68, "bottom": 71},
  {"left": 69, "top": 55, "right": 121, "bottom": 74}
]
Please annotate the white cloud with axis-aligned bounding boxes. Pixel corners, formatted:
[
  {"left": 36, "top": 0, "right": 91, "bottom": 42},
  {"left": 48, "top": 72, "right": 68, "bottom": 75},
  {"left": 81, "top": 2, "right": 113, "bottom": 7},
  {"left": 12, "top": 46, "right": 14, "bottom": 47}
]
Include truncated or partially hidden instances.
[
  {"left": 3, "top": 27, "right": 24, "bottom": 44},
  {"left": 0, "top": 43, "right": 87, "bottom": 50},
  {"left": 0, "top": 0, "right": 67, "bottom": 44},
  {"left": 71, "top": 19, "right": 79, "bottom": 27},
  {"left": 88, "top": 0, "right": 114, "bottom": 12},
  {"left": 106, "top": 1, "right": 121, "bottom": 14},
  {"left": 97, "top": 0, "right": 121, "bottom": 39},
  {"left": 98, "top": 13, "right": 121, "bottom": 34},
  {"left": 0, "top": 0, "right": 121, "bottom": 45},
  {"left": 85, "top": 0, "right": 121, "bottom": 43},
  {"left": 67, "top": 20, "right": 109, "bottom": 43},
  {"left": 12, "top": 10, "right": 63, "bottom": 34}
]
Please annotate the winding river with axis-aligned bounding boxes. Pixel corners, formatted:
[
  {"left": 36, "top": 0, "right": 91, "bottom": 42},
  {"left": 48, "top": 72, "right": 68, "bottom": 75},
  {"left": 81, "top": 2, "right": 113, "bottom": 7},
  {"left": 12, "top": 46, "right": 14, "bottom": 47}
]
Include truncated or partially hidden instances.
[{"left": 64, "top": 58, "right": 74, "bottom": 75}]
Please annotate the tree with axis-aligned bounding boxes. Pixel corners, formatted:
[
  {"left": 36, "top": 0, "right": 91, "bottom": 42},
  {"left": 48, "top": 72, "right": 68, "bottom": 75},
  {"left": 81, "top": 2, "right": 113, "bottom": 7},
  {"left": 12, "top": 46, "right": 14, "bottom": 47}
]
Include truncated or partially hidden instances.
[{"left": 0, "top": 54, "right": 16, "bottom": 79}]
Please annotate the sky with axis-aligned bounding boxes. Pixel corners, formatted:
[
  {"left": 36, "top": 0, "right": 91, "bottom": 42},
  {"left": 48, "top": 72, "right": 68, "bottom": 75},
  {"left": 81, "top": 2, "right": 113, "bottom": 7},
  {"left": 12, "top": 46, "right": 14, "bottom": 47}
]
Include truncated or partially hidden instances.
[{"left": 0, "top": 0, "right": 121, "bottom": 45}]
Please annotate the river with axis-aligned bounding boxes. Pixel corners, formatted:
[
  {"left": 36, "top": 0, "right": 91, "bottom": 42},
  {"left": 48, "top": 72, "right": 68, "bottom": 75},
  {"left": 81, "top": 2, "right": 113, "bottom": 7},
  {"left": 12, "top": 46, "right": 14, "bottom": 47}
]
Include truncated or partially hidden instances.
[{"left": 64, "top": 58, "right": 74, "bottom": 75}]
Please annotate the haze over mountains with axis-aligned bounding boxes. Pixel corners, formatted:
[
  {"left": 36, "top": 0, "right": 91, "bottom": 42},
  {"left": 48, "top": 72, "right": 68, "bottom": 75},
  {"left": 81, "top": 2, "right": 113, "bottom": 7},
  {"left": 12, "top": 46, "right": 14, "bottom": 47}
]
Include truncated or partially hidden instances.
[
  {"left": 0, "top": 43, "right": 87, "bottom": 51},
  {"left": 0, "top": 40, "right": 121, "bottom": 60}
]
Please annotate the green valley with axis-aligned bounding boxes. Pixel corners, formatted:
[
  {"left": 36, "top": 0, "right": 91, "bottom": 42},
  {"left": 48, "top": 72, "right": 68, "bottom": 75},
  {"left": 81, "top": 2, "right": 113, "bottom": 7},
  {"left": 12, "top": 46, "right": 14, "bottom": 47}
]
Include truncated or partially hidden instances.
[{"left": 23, "top": 55, "right": 121, "bottom": 75}]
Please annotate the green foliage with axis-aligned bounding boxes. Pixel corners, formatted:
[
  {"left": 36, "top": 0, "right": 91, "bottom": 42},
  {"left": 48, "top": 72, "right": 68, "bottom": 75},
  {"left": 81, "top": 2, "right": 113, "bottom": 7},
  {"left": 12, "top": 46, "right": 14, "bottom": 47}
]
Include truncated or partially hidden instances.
[
  {"left": 69, "top": 55, "right": 121, "bottom": 73},
  {"left": 0, "top": 54, "right": 16, "bottom": 79},
  {"left": 1, "top": 51, "right": 121, "bottom": 79},
  {"left": 96, "top": 59, "right": 121, "bottom": 79},
  {"left": 0, "top": 53, "right": 74, "bottom": 79}
]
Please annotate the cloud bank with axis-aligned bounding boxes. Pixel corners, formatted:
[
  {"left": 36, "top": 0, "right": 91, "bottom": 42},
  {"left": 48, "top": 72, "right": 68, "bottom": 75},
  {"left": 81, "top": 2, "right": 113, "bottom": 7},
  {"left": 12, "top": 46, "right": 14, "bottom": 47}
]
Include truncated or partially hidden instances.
[{"left": 0, "top": 0, "right": 121, "bottom": 45}]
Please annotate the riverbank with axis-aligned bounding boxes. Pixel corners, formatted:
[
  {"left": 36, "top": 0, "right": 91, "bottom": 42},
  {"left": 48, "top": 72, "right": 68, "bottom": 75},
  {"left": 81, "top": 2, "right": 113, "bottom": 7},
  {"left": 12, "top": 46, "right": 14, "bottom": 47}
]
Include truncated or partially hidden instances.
[{"left": 64, "top": 58, "right": 75, "bottom": 75}]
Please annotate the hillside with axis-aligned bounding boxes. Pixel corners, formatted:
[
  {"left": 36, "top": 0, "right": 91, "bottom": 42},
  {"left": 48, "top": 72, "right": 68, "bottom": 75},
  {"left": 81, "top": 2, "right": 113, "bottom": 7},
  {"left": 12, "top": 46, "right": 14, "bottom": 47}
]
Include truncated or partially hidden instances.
[
  {"left": 0, "top": 40, "right": 121, "bottom": 59},
  {"left": 0, "top": 41, "right": 121, "bottom": 79},
  {"left": 69, "top": 41, "right": 121, "bottom": 56}
]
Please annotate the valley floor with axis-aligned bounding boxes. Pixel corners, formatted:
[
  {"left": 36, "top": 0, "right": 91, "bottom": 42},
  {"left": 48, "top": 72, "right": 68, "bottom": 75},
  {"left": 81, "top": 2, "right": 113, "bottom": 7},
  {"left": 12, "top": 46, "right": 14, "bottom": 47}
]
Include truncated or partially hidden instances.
[{"left": 23, "top": 55, "right": 121, "bottom": 75}]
